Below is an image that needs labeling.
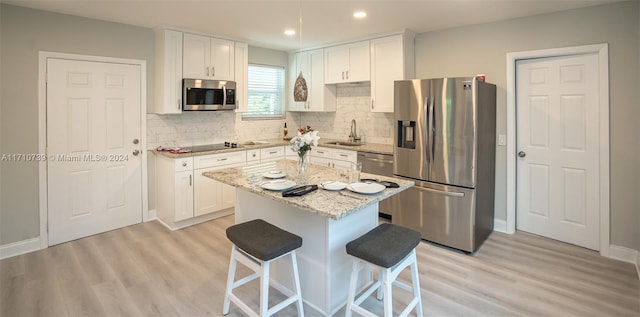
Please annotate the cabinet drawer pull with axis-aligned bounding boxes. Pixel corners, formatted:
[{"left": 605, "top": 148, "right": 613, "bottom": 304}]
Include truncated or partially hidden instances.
[
  {"left": 217, "top": 158, "right": 228, "bottom": 161},
  {"left": 339, "top": 154, "right": 348, "bottom": 158},
  {"left": 268, "top": 151, "right": 277, "bottom": 154}
]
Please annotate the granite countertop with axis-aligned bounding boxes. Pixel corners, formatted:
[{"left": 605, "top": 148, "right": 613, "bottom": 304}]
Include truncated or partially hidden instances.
[
  {"left": 153, "top": 138, "right": 393, "bottom": 158},
  {"left": 202, "top": 160, "right": 413, "bottom": 220}
]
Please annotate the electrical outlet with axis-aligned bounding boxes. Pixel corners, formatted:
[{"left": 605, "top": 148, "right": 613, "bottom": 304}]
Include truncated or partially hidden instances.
[{"left": 498, "top": 134, "right": 506, "bottom": 146}]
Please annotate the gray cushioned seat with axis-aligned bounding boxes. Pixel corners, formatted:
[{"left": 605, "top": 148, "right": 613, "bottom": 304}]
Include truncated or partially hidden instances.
[
  {"left": 346, "top": 223, "right": 421, "bottom": 268},
  {"left": 226, "top": 219, "right": 302, "bottom": 261}
]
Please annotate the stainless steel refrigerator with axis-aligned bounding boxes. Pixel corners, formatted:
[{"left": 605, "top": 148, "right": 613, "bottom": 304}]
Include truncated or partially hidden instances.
[{"left": 393, "top": 77, "right": 496, "bottom": 253}]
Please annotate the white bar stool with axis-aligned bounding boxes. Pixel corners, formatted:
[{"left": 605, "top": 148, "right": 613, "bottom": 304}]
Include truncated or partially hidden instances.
[
  {"left": 345, "top": 223, "right": 423, "bottom": 317},
  {"left": 223, "top": 219, "right": 304, "bottom": 317}
]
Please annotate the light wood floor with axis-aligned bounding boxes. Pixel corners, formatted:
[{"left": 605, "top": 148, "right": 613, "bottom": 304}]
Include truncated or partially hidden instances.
[{"left": 1, "top": 215, "right": 638, "bottom": 316}]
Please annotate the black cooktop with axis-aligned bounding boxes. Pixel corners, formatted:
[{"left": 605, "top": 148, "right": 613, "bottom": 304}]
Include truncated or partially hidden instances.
[{"left": 182, "top": 142, "right": 242, "bottom": 152}]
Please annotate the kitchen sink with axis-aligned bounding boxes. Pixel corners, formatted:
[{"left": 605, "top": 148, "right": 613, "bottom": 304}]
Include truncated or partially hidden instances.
[{"left": 324, "top": 141, "right": 363, "bottom": 147}]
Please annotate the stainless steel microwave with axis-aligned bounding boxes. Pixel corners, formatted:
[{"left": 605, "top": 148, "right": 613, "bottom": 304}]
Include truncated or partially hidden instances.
[{"left": 183, "top": 79, "right": 236, "bottom": 111}]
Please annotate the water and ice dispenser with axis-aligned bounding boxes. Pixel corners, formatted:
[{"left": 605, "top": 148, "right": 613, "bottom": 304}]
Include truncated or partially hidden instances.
[{"left": 397, "top": 121, "right": 416, "bottom": 149}]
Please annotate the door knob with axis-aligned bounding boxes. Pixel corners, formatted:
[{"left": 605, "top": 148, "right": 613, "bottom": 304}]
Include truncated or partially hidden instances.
[
  {"left": 133, "top": 149, "right": 140, "bottom": 156},
  {"left": 518, "top": 151, "right": 526, "bottom": 158},
  {"left": 132, "top": 138, "right": 139, "bottom": 145}
]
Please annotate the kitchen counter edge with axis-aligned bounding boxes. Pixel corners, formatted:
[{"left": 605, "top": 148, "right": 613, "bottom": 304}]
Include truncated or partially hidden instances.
[{"left": 152, "top": 138, "right": 393, "bottom": 158}]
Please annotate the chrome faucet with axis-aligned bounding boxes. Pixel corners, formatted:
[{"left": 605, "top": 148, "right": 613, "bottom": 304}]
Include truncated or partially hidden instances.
[{"left": 349, "top": 119, "right": 361, "bottom": 143}]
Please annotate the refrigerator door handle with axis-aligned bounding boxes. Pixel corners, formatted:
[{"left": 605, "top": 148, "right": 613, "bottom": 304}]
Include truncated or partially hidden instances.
[
  {"left": 412, "top": 185, "right": 465, "bottom": 197},
  {"left": 429, "top": 97, "right": 436, "bottom": 163},
  {"left": 424, "top": 97, "right": 431, "bottom": 166}
]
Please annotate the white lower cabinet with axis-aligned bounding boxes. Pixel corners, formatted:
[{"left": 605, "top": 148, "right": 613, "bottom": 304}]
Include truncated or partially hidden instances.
[
  {"left": 155, "top": 151, "right": 245, "bottom": 230},
  {"left": 260, "top": 146, "right": 285, "bottom": 162},
  {"left": 174, "top": 170, "right": 194, "bottom": 221},
  {"left": 193, "top": 151, "right": 246, "bottom": 217},
  {"left": 157, "top": 156, "right": 194, "bottom": 225},
  {"left": 310, "top": 147, "right": 357, "bottom": 169}
]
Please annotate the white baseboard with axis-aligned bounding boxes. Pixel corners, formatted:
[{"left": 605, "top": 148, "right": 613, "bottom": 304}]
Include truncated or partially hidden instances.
[
  {"left": 0, "top": 237, "right": 41, "bottom": 260},
  {"left": 608, "top": 244, "right": 640, "bottom": 279},
  {"left": 493, "top": 219, "right": 507, "bottom": 233},
  {"left": 147, "top": 208, "right": 157, "bottom": 221}
]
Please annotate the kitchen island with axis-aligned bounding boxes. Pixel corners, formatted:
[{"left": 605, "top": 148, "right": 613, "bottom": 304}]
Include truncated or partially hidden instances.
[{"left": 203, "top": 160, "right": 413, "bottom": 316}]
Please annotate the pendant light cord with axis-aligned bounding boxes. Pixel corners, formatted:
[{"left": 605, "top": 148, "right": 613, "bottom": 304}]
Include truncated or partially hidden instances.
[{"left": 298, "top": 4, "right": 302, "bottom": 49}]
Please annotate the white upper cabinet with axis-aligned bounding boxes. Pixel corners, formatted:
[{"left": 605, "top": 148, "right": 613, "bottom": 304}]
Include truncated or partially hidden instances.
[
  {"left": 153, "top": 28, "right": 183, "bottom": 114},
  {"left": 234, "top": 42, "right": 248, "bottom": 112},
  {"left": 183, "top": 33, "right": 235, "bottom": 81},
  {"left": 288, "top": 49, "right": 336, "bottom": 112},
  {"left": 324, "top": 40, "right": 370, "bottom": 84},
  {"left": 370, "top": 33, "right": 415, "bottom": 113}
]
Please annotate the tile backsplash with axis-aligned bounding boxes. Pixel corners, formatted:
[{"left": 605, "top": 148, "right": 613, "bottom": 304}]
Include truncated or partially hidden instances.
[
  {"left": 293, "top": 84, "right": 394, "bottom": 145},
  {"left": 147, "top": 82, "right": 394, "bottom": 149}
]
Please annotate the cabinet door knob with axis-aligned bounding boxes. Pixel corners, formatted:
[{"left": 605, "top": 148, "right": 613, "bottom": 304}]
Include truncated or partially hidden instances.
[
  {"left": 182, "top": 162, "right": 187, "bottom": 167},
  {"left": 518, "top": 151, "right": 526, "bottom": 158},
  {"left": 132, "top": 149, "right": 140, "bottom": 156}
]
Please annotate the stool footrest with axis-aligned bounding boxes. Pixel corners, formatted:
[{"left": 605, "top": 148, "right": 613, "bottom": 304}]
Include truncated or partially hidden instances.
[
  {"left": 268, "top": 294, "right": 301, "bottom": 316},
  {"left": 399, "top": 297, "right": 420, "bottom": 317},
  {"left": 354, "top": 279, "right": 382, "bottom": 306}
]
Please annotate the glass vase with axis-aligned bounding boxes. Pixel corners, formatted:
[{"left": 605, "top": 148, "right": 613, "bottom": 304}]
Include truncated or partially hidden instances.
[{"left": 296, "top": 151, "right": 310, "bottom": 185}]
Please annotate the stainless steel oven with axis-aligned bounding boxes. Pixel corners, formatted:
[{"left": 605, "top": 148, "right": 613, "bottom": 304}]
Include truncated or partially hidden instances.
[{"left": 183, "top": 78, "right": 236, "bottom": 111}]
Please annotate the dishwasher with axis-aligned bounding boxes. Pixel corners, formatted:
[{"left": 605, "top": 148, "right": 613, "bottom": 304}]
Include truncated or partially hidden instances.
[{"left": 357, "top": 152, "right": 396, "bottom": 220}]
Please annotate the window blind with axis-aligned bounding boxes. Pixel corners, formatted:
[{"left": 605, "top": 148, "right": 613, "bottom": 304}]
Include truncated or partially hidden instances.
[{"left": 243, "top": 64, "right": 285, "bottom": 119}]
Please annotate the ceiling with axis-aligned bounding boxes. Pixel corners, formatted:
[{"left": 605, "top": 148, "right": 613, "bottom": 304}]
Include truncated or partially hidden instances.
[{"left": 1, "top": 0, "right": 623, "bottom": 51}]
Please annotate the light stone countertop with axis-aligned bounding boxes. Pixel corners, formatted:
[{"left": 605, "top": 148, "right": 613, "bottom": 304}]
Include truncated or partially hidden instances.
[
  {"left": 153, "top": 138, "right": 393, "bottom": 158},
  {"left": 202, "top": 160, "right": 413, "bottom": 220}
]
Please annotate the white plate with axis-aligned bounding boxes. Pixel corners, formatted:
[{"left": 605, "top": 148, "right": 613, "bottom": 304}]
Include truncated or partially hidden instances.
[
  {"left": 319, "top": 181, "right": 347, "bottom": 191},
  {"left": 347, "top": 182, "right": 386, "bottom": 194},
  {"left": 263, "top": 170, "right": 287, "bottom": 179},
  {"left": 261, "top": 179, "right": 296, "bottom": 191}
]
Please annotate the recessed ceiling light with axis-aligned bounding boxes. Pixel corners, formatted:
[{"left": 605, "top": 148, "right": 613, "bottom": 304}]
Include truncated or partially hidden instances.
[
  {"left": 284, "top": 29, "right": 296, "bottom": 36},
  {"left": 353, "top": 11, "right": 367, "bottom": 19}
]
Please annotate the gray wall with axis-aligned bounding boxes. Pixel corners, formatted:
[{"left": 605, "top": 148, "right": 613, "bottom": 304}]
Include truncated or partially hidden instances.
[
  {"left": 0, "top": 4, "right": 155, "bottom": 245},
  {"left": 415, "top": 1, "right": 639, "bottom": 250}
]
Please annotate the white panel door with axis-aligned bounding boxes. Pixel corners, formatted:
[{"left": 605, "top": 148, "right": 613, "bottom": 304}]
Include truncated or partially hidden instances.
[
  {"left": 516, "top": 54, "right": 600, "bottom": 250},
  {"left": 47, "top": 58, "right": 142, "bottom": 245}
]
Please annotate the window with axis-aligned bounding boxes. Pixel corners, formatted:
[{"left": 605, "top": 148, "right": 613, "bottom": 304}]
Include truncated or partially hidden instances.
[{"left": 242, "top": 64, "right": 285, "bottom": 119}]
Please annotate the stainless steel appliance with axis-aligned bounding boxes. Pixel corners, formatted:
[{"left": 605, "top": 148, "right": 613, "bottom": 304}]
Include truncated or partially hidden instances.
[
  {"left": 183, "top": 78, "right": 236, "bottom": 111},
  {"left": 357, "top": 152, "right": 396, "bottom": 219},
  {"left": 181, "top": 142, "right": 242, "bottom": 152},
  {"left": 393, "top": 77, "right": 496, "bottom": 253}
]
